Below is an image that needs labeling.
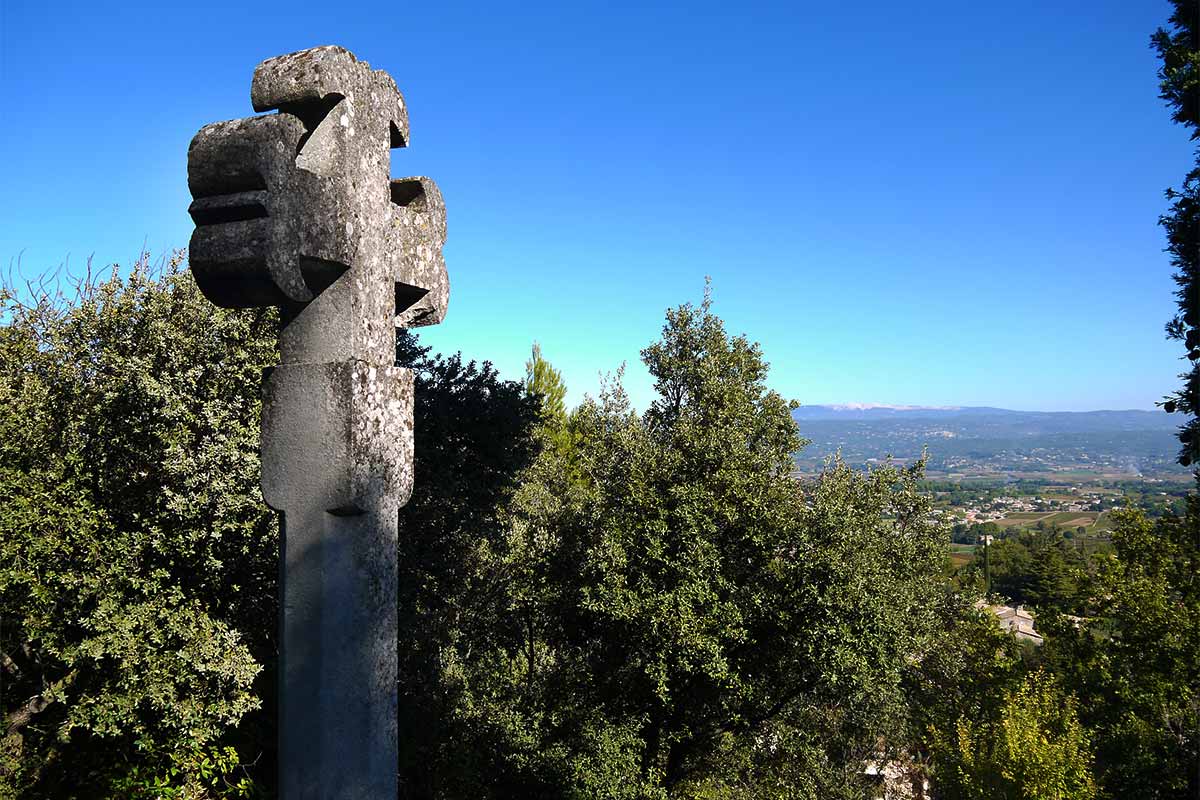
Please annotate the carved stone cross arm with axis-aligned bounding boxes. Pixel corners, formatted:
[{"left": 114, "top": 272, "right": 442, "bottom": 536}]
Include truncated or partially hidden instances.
[{"left": 185, "top": 45, "right": 448, "bottom": 799}]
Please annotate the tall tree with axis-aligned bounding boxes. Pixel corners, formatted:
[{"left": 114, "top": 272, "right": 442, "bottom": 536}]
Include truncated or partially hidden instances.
[
  {"left": 1154, "top": 0, "right": 1200, "bottom": 466},
  {"left": 432, "top": 291, "right": 949, "bottom": 798},
  {"left": 525, "top": 342, "right": 568, "bottom": 425}
]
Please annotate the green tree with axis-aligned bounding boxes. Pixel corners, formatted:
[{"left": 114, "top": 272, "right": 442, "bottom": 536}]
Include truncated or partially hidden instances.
[
  {"left": 428, "top": 291, "right": 949, "bottom": 798},
  {"left": 930, "top": 670, "right": 1095, "bottom": 800},
  {"left": 525, "top": 342, "right": 568, "bottom": 425},
  {"left": 1153, "top": 0, "right": 1200, "bottom": 465},
  {"left": 394, "top": 333, "right": 542, "bottom": 799},
  {"left": 0, "top": 256, "right": 274, "bottom": 797},
  {"left": 523, "top": 341, "right": 578, "bottom": 467}
]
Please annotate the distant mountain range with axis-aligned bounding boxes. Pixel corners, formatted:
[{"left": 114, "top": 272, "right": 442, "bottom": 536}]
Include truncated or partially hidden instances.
[{"left": 791, "top": 405, "right": 1184, "bottom": 478}]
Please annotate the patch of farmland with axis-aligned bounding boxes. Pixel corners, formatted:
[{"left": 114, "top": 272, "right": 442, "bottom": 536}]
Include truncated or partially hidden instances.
[
  {"left": 1044, "top": 511, "right": 1099, "bottom": 527},
  {"left": 947, "top": 543, "right": 975, "bottom": 569},
  {"left": 992, "top": 512, "right": 1054, "bottom": 527}
]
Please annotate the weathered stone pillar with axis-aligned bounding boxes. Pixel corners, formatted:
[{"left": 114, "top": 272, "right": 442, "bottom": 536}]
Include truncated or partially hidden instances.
[{"left": 185, "top": 45, "right": 448, "bottom": 798}]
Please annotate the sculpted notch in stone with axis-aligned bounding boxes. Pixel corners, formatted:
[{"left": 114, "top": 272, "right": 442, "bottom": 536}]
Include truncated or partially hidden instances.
[{"left": 185, "top": 45, "right": 448, "bottom": 799}]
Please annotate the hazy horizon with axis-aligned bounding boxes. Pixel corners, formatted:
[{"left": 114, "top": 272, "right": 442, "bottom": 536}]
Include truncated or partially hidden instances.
[{"left": 794, "top": 402, "right": 1169, "bottom": 415}]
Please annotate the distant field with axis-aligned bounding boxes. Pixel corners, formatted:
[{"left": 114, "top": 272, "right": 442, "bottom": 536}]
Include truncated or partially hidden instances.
[
  {"left": 991, "top": 513, "right": 1054, "bottom": 527},
  {"left": 982, "top": 510, "right": 1111, "bottom": 533},
  {"left": 1046, "top": 511, "right": 1098, "bottom": 526},
  {"left": 948, "top": 543, "right": 975, "bottom": 568}
]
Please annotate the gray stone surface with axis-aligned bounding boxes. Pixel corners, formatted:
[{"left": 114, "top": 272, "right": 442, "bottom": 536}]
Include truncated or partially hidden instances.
[{"left": 186, "top": 45, "right": 448, "bottom": 799}]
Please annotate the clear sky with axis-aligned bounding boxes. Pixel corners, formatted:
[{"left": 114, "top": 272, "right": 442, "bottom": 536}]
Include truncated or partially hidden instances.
[{"left": 0, "top": 0, "right": 1191, "bottom": 412}]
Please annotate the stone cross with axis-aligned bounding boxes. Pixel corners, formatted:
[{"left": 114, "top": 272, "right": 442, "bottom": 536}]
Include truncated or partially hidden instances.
[{"left": 186, "top": 45, "right": 448, "bottom": 798}]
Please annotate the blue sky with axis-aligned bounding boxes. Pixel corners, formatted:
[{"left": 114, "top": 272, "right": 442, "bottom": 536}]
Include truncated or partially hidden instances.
[{"left": 0, "top": 0, "right": 1190, "bottom": 412}]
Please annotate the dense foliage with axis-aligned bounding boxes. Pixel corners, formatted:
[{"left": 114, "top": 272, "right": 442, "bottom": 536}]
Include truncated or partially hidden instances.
[
  {"left": 4, "top": 253, "right": 1197, "bottom": 798},
  {"left": 1041, "top": 504, "right": 1200, "bottom": 799},
  {"left": 930, "top": 670, "right": 1095, "bottom": 800},
  {"left": 0, "top": 256, "right": 275, "bottom": 797},
  {"left": 393, "top": 326, "right": 542, "bottom": 798},
  {"left": 962, "top": 530, "right": 1093, "bottom": 613}
]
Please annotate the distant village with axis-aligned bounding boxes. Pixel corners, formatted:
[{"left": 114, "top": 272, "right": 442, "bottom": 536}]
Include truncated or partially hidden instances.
[{"left": 937, "top": 487, "right": 1116, "bottom": 526}]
